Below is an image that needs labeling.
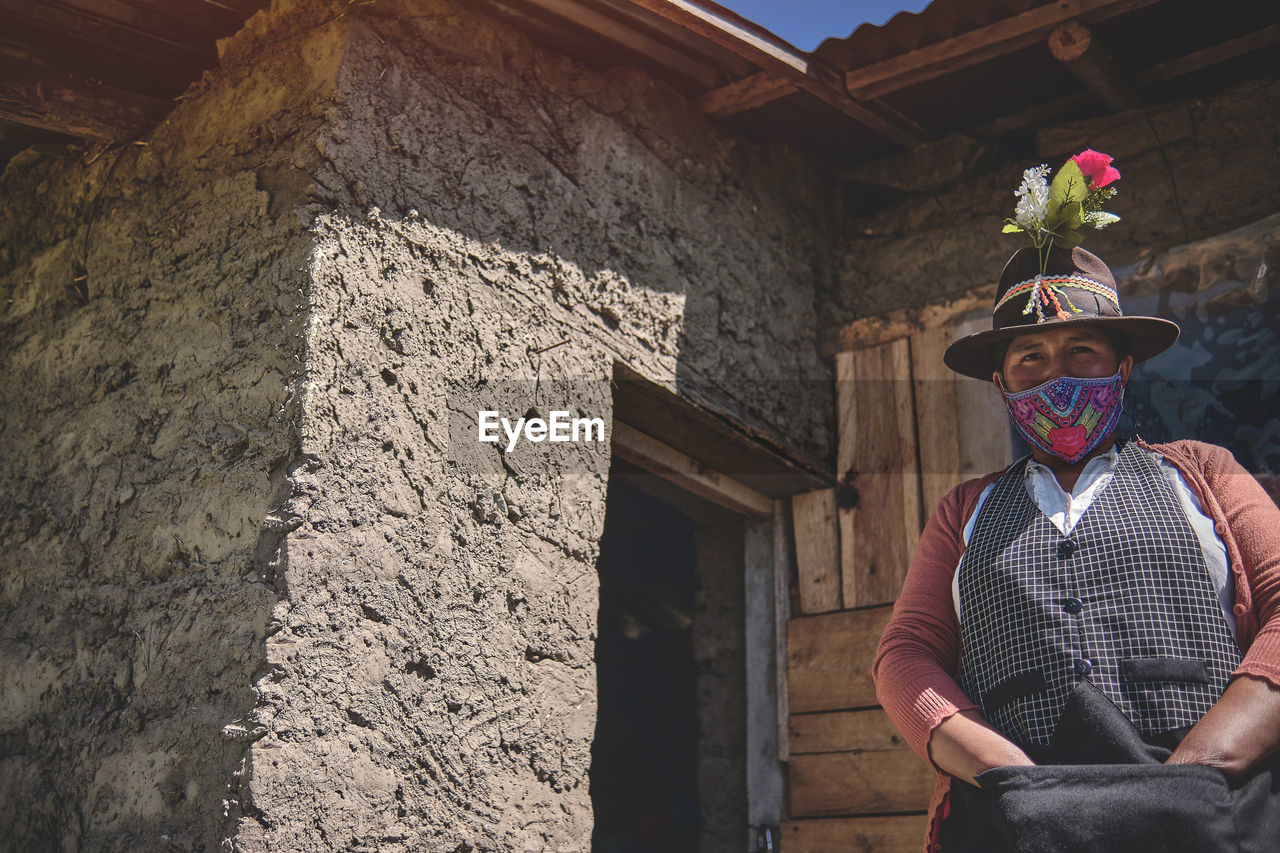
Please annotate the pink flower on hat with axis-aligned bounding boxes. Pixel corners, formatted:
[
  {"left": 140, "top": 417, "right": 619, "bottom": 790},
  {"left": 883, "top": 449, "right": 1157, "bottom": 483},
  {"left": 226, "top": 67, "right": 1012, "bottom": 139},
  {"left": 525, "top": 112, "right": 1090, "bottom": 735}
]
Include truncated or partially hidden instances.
[{"left": 1072, "top": 149, "right": 1122, "bottom": 190}]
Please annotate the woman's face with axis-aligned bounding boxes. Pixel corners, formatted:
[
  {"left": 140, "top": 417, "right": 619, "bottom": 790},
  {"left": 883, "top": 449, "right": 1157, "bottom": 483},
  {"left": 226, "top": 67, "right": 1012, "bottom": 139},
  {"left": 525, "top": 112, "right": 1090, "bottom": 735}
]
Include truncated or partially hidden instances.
[{"left": 994, "top": 324, "right": 1133, "bottom": 393}]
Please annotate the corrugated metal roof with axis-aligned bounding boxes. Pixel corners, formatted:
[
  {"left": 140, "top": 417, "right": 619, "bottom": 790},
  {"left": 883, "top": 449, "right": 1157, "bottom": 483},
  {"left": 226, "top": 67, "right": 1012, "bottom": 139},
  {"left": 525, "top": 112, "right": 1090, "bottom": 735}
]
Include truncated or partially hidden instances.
[{"left": 815, "top": 0, "right": 1047, "bottom": 68}]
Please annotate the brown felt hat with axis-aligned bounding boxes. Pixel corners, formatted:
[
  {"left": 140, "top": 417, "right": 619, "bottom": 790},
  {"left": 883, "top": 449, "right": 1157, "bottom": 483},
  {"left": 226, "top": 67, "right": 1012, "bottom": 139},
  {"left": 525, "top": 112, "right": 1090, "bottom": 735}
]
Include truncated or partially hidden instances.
[{"left": 943, "top": 246, "right": 1180, "bottom": 380}]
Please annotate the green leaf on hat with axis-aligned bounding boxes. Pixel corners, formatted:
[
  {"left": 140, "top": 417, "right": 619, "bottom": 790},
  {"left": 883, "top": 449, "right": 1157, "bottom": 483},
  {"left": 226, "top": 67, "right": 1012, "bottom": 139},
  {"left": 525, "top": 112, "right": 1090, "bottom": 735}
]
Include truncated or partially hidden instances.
[
  {"left": 1002, "top": 221, "right": 1025, "bottom": 233},
  {"left": 1051, "top": 228, "right": 1087, "bottom": 249},
  {"left": 1046, "top": 159, "right": 1088, "bottom": 227},
  {"left": 1061, "top": 201, "right": 1085, "bottom": 230}
]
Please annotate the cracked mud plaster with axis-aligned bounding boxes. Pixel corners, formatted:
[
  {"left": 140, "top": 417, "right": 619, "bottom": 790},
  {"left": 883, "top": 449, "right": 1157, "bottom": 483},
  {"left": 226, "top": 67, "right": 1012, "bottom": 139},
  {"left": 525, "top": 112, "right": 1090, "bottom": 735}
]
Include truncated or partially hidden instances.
[
  {"left": 3, "top": 0, "right": 840, "bottom": 850},
  {"left": 0, "top": 11, "right": 336, "bottom": 853}
]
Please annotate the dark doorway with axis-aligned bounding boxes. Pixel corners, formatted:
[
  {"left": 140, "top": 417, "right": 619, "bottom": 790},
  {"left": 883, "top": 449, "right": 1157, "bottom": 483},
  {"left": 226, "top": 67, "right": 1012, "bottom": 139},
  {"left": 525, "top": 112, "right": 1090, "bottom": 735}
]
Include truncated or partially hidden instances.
[{"left": 591, "top": 477, "right": 700, "bottom": 852}]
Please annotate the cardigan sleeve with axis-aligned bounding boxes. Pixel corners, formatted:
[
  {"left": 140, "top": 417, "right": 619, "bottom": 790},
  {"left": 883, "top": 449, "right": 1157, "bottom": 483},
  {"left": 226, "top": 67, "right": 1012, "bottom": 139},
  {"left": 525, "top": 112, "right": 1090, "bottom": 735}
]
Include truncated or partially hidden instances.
[
  {"left": 1198, "top": 442, "right": 1280, "bottom": 688},
  {"left": 873, "top": 478, "right": 993, "bottom": 765}
]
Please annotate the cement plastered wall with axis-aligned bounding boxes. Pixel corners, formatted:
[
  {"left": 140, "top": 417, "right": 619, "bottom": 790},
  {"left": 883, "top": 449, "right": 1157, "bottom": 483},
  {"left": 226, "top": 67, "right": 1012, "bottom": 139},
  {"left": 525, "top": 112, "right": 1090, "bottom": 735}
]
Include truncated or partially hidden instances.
[
  {"left": 0, "top": 19, "right": 345, "bottom": 853},
  {"left": 230, "top": 2, "right": 833, "bottom": 849},
  {"left": 824, "top": 75, "right": 1280, "bottom": 323}
]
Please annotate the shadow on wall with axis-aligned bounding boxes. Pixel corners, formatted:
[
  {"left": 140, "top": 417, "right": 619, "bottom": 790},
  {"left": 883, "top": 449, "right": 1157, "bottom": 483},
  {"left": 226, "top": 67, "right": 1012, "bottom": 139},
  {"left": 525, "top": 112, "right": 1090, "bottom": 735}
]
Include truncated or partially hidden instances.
[{"left": 311, "top": 3, "right": 834, "bottom": 468}]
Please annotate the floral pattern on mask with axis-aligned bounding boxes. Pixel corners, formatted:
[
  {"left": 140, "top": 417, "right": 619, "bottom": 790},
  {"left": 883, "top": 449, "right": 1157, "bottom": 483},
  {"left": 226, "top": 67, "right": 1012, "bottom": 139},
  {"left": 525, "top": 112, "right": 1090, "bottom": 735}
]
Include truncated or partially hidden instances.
[{"left": 1001, "top": 371, "right": 1126, "bottom": 464}]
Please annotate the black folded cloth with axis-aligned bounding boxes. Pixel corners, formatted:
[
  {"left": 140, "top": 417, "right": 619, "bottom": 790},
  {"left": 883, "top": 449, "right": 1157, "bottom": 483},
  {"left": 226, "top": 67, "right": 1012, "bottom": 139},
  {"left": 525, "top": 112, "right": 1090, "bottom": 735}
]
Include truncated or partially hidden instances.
[{"left": 939, "top": 681, "right": 1280, "bottom": 853}]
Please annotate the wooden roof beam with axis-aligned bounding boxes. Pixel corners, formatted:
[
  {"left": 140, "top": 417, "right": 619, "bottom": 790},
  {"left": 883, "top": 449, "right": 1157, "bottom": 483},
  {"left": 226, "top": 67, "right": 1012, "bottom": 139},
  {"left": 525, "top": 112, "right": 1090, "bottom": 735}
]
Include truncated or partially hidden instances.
[
  {"left": 623, "top": 0, "right": 923, "bottom": 146},
  {"left": 0, "top": 55, "right": 167, "bottom": 142},
  {"left": 611, "top": 421, "right": 774, "bottom": 519},
  {"left": 1048, "top": 21, "right": 1138, "bottom": 112},
  {"left": 969, "top": 24, "right": 1280, "bottom": 140},
  {"left": 845, "top": 0, "right": 1162, "bottom": 100},
  {"left": 1137, "top": 23, "right": 1280, "bottom": 85},
  {"left": 696, "top": 71, "right": 797, "bottom": 118},
  {"left": 498, "top": 0, "right": 724, "bottom": 88}
]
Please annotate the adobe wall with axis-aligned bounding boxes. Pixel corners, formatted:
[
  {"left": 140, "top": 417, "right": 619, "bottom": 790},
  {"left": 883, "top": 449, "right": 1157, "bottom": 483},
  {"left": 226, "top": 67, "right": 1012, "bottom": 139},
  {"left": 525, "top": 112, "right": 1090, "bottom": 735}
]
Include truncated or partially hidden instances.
[
  {"left": 0, "top": 18, "right": 339, "bottom": 852},
  {"left": 231, "top": 2, "right": 833, "bottom": 849},
  {"left": 2, "top": 0, "right": 838, "bottom": 851}
]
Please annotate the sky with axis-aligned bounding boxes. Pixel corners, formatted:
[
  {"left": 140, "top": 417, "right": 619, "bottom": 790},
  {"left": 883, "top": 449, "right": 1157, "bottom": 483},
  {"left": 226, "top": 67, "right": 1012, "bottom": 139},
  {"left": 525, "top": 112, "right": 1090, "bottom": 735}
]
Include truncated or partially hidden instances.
[{"left": 720, "top": 0, "right": 934, "bottom": 52}]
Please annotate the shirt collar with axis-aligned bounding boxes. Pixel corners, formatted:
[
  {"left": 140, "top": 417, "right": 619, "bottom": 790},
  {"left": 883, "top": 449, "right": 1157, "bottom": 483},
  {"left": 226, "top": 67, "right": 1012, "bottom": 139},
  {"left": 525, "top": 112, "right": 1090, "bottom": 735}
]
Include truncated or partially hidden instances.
[{"left": 1025, "top": 445, "right": 1120, "bottom": 478}]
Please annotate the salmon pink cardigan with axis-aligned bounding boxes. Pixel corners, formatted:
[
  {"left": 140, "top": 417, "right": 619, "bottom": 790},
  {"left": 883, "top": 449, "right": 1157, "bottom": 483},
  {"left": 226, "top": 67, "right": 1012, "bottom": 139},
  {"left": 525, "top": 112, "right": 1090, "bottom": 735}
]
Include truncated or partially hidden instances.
[{"left": 872, "top": 440, "right": 1280, "bottom": 852}]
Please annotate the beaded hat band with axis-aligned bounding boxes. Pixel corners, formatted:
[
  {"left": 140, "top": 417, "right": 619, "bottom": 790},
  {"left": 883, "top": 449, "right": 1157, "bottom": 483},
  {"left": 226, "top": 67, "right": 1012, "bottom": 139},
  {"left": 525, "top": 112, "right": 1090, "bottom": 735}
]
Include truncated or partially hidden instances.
[{"left": 994, "top": 273, "right": 1121, "bottom": 322}]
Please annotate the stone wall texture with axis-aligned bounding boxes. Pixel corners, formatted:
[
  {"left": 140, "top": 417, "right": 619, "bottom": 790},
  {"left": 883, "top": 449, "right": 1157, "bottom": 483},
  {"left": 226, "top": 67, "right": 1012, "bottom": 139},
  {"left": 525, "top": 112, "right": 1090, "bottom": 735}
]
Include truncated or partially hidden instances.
[
  {"left": 823, "top": 74, "right": 1280, "bottom": 323},
  {"left": 1, "top": 0, "right": 835, "bottom": 850}
]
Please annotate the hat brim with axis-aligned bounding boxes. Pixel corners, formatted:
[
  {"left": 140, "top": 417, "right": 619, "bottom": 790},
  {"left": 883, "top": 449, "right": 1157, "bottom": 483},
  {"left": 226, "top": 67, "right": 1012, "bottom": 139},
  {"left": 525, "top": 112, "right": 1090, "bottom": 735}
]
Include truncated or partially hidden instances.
[{"left": 942, "top": 315, "right": 1181, "bottom": 381}]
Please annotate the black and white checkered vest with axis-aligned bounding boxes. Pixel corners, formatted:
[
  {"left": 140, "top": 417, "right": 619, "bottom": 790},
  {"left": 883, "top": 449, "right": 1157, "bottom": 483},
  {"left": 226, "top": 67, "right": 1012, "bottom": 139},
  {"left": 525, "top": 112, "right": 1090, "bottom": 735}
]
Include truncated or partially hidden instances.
[{"left": 957, "top": 441, "right": 1242, "bottom": 748}]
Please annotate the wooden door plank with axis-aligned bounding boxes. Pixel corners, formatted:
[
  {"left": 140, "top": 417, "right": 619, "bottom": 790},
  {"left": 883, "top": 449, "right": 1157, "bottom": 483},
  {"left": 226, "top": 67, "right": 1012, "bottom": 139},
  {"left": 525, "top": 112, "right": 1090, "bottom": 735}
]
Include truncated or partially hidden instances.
[
  {"left": 791, "top": 488, "right": 842, "bottom": 614},
  {"left": 775, "top": 500, "right": 793, "bottom": 761},
  {"left": 787, "top": 607, "right": 891, "bottom": 713},
  {"left": 789, "top": 750, "right": 936, "bottom": 815},
  {"left": 781, "top": 815, "right": 930, "bottom": 853},
  {"left": 789, "top": 707, "right": 905, "bottom": 755},
  {"left": 836, "top": 342, "right": 920, "bottom": 608},
  {"left": 910, "top": 326, "right": 962, "bottom": 522}
]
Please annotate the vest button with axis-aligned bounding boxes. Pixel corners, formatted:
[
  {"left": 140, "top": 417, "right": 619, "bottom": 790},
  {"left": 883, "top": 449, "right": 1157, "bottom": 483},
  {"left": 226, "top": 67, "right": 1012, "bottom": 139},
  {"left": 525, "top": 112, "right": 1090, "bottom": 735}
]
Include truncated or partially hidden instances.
[
  {"left": 1057, "top": 540, "right": 1078, "bottom": 559},
  {"left": 1074, "top": 659, "right": 1093, "bottom": 676},
  {"left": 1063, "top": 598, "right": 1083, "bottom": 614}
]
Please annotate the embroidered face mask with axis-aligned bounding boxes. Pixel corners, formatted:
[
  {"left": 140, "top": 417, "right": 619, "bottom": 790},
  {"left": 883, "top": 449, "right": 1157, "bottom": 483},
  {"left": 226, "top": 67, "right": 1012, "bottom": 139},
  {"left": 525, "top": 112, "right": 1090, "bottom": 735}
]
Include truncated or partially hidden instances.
[{"left": 1000, "top": 371, "right": 1125, "bottom": 463}]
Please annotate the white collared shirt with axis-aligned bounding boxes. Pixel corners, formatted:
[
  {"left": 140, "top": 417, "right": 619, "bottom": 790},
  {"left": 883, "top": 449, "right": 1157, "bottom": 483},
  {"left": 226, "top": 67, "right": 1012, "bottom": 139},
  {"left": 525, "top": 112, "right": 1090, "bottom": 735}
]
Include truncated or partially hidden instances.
[{"left": 953, "top": 446, "right": 1236, "bottom": 637}]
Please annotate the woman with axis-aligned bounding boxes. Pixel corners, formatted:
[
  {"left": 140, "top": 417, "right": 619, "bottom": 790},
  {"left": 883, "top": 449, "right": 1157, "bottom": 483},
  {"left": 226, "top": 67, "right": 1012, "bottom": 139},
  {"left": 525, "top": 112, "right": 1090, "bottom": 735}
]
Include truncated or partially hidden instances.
[{"left": 873, "top": 243, "right": 1280, "bottom": 852}]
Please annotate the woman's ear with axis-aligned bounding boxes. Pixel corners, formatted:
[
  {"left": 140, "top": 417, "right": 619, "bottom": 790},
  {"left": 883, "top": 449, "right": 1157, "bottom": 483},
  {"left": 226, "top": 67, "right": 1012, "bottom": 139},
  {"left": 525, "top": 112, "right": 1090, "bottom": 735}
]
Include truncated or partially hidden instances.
[{"left": 1119, "top": 354, "right": 1135, "bottom": 385}]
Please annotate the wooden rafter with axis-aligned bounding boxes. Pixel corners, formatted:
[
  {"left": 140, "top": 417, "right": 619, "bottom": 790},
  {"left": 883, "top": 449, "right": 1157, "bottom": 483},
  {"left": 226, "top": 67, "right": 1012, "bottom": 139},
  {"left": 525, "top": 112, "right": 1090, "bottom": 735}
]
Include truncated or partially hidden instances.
[
  {"left": 0, "top": 54, "right": 167, "bottom": 141},
  {"left": 1048, "top": 21, "right": 1138, "bottom": 111},
  {"left": 623, "top": 0, "right": 923, "bottom": 146},
  {"left": 494, "top": 0, "right": 724, "bottom": 88},
  {"left": 844, "top": 0, "right": 1163, "bottom": 100},
  {"left": 1137, "top": 23, "right": 1280, "bottom": 85},
  {"left": 696, "top": 71, "right": 797, "bottom": 118},
  {"left": 970, "top": 23, "right": 1280, "bottom": 140}
]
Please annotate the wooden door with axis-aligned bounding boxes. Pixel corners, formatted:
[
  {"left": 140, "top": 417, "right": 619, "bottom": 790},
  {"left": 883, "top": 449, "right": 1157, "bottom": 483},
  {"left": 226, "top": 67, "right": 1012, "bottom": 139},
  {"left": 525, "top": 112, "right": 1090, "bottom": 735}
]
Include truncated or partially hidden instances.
[{"left": 783, "top": 320, "right": 1010, "bottom": 852}]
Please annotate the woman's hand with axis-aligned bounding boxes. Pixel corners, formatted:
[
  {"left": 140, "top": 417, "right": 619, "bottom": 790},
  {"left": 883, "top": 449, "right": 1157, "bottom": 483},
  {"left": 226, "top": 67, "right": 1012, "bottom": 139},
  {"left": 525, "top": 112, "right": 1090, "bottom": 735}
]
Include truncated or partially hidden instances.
[
  {"left": 1166, "top": 674, "right": 1280, "bottom": 781},
  {"left": 928, "top": 708, "right": 1037, "bottom": 786}
]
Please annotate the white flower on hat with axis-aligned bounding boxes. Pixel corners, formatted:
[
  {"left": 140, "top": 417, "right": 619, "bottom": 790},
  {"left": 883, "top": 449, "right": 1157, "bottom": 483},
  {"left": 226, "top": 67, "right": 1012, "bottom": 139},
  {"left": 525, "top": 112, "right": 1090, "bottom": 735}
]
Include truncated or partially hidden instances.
[{"left": 1013, "top": 164, "right": 1050, "bottom": 230}]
